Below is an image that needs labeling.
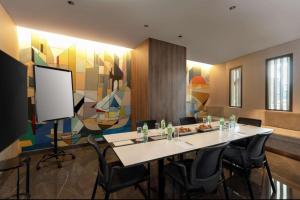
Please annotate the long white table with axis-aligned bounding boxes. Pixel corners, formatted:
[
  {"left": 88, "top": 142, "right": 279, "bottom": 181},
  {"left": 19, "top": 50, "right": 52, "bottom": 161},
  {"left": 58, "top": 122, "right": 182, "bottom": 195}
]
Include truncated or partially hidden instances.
[{"left": 103, "top": 123, "right": 272, "bottom": 198}]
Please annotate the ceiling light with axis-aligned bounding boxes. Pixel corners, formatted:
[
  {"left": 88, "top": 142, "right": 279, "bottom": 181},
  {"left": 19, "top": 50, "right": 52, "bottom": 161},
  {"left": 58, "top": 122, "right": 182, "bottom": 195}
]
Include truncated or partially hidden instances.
[
  {"left": 229, "top": 5, "right": 236, "bottom": 10},
  {"left": 67, "top": 1, "right": 75, "bottom": 5}
]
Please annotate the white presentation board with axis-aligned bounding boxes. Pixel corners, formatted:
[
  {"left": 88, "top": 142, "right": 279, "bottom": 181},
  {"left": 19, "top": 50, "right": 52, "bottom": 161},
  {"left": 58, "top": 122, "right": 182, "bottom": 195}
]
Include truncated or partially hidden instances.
[{"left": 34, "top": 65, "right": 74, "bottom": 122}]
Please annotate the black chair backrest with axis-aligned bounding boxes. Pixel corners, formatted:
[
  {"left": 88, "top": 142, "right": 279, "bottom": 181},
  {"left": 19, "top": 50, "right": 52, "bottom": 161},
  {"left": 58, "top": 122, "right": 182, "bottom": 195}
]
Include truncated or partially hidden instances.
[
  {"left": 190, "top": 142, "right": 229, "bottom": 192},
  {"left": 136, "top": 120, "right": 157, "bottom": 129},
  {"left": 237, "top": 117, "right": 262, "bottom": 127},
  {"left": 87, "top": 135, "right": 110, "bottom": 185},
  {"left": 246, "top": 133, "right": 271, "bottom": 166},
  {"left": 180, "top": 117, "right": 197, "bottom": 125}
]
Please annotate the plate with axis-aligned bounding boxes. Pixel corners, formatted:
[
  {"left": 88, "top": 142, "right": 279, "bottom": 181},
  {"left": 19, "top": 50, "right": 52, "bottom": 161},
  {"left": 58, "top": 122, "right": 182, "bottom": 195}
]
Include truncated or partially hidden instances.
[{"left": 196, "top": 126, "right": 219, "bottom": 132}]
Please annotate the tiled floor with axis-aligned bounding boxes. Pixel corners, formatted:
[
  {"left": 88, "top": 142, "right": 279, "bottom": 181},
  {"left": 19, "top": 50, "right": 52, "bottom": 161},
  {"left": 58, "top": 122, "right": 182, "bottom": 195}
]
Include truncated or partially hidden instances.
[{"left": 0, "top": 144, "right": 299, "bottom": 199}]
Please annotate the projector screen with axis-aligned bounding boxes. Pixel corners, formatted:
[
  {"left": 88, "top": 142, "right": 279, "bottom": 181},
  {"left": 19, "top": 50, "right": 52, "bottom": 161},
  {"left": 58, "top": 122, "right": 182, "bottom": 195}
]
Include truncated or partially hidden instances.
[{"left": 34, "top": 65, "right": 74, "bottom": 122}]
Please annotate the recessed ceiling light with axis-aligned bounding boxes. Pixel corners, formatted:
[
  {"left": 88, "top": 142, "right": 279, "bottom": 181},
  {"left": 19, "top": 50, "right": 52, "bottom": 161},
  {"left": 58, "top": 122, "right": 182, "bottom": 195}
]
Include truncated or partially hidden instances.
[
  {"left": 229, "top": 5, "right": 236, "bottom": 10},
  {"left": 67, "top": 0, "right": 75, "bottom": 5},
  {"left": 144, "top": 24, "right": 149, "bottom": 28},
  {"left": 178, "top": 35, "right": 183, "bottom": 38}
]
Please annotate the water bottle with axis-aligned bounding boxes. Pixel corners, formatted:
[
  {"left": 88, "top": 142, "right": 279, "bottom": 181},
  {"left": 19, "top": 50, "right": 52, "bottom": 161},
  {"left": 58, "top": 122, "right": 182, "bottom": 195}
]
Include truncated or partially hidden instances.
[
  {"left": 219, "top": 118, "right": 225, "bottom": 131},
  {"left": 207, "top": 115, "right": 212, "bottom": 126},
  {"left": 167, "top": 123, "right": 173, "bottom": 141},
  {"left": 142, "top": 123, "right": 149, "bottom": 143},
  {"left": 161, "top": 119, "right": 166, "bottom": 129}
]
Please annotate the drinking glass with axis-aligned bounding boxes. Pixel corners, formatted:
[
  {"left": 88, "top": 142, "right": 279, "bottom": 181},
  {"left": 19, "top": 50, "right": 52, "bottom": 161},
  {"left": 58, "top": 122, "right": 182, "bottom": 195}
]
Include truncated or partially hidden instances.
[
  {"left": 174, "top": 128, "right": 180, "bottom": 141},
  {"left": 136, "top": 127, "right": 142, "bottom": 141},
  {"left": 203, "top": 117, "right": 207, "bottom": 125},
  {"left": 155, "top": 122, "right": 160, "bottom": 131}
]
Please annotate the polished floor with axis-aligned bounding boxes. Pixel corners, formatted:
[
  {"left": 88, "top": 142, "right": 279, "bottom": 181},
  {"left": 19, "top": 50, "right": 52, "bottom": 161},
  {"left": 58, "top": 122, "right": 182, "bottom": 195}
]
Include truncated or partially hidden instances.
[{"left": 0, "top": 143, "right": 300, "bottom": 199}]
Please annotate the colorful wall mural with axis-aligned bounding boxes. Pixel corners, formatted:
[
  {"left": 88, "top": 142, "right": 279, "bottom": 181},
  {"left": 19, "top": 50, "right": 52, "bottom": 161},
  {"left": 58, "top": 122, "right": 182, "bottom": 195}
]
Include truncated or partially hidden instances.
[
  {"left": 186, "top": 60, "right": 212, "bottom": 118},
  {"left": 17, "top": 27, "right": 132, "bottom": 151},
  {"left": 17, "top": 27, "right": 212, "bottom": 152}
]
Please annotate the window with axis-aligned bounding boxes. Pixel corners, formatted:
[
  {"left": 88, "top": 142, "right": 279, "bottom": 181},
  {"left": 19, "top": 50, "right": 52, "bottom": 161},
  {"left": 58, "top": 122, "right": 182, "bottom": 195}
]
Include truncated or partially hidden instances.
[
  {"left": 229, "top": 66, "right": 242, "bottom": 107},
  {"left": 266, "top": 54, "right": 293, "bottom": 111}
]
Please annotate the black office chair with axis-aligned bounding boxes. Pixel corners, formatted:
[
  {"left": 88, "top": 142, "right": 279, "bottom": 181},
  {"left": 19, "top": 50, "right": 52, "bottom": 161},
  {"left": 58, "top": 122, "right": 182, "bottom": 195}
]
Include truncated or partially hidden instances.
[
  {"left": 179, "top": 117, "right": 197, "bottom": 125},
  {"left": 164, "top": 143, "right": 229, "bottom": 199},
  {"left": 87, "top": 135, "right": 150, "bottom": 200},
  {"left": 223, "top": 133, "right": 276, "bottom": 199},
  {"left": 136, "top": 120, "right": 157, "bottom": 129},
  {"left": 232, "top": 117, "right": 262, "bottom": 148}
]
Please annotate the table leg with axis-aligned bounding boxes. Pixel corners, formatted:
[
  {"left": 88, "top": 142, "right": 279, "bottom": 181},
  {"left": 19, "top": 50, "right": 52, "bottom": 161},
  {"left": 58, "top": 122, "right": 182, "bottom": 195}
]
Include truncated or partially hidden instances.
[
  {"left": 26, "top": 159, "right": 30, "bottom": 197},
  {"left": 17, "top": 168, "right": 19, "bottom": 200},
  {"left": 158, "top": 159, "right": 165, "bottom": 199}
]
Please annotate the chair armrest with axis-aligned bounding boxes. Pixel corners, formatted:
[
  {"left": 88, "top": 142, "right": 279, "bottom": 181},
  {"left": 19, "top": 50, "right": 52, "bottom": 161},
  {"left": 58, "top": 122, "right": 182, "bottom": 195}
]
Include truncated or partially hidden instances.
[
  {"left": 171, "top": 162, "right": 188, "bottom": 178},
  {"left": 103, "top": 145, "right": 112, "bottom": 158},
  {"left": 171, "top": 162, "right": 189, "bottom": 186}
]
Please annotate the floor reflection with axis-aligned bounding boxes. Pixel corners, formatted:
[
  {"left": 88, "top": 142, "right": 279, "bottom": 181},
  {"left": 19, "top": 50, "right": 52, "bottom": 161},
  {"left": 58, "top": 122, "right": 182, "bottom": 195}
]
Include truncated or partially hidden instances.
[{"left": 0, "top": 146, "right": 299, "bottom": 199}]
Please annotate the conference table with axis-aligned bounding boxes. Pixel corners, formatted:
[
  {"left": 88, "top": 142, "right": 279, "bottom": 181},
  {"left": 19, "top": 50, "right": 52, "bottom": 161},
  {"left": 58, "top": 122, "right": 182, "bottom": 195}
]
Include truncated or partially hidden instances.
[{"left": 103, "top": 122, "right": 273, "bottom": 198}]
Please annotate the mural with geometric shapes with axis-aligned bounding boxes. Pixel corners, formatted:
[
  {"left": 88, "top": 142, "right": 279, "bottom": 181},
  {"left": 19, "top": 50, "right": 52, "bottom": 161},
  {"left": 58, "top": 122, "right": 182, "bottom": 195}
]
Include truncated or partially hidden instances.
[
  {"left": 186, "top": 60, "right": 212, "bottom": 118},
  {"left": 17, "top": 27, "right": 132, "bottom": 152}
]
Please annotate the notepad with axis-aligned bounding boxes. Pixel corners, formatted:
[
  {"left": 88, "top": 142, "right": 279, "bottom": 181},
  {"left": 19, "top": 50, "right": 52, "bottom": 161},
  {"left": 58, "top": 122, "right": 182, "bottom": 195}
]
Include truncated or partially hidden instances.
[
  {"left": 113, "top": 140, "right": 134, "bottom": 147},
  {"left": 150, "top": 135, "right": 167, "bottom": 140},
  {"left": 175, "top": 141, "right": 194, "bottom": 150}
]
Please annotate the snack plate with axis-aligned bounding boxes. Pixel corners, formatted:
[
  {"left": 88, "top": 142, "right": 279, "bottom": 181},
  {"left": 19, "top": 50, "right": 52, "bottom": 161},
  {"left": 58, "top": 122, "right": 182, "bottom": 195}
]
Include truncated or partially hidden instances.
[{"left": 196, "top": 126, "right": 219, "bottom": 132}]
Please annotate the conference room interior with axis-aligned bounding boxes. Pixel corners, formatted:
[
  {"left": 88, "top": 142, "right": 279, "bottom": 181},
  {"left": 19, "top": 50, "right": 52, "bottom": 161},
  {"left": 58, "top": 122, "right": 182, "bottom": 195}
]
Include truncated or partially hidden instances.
[{"left": 1, "top": 0, "right": 300, "bottom": 199}]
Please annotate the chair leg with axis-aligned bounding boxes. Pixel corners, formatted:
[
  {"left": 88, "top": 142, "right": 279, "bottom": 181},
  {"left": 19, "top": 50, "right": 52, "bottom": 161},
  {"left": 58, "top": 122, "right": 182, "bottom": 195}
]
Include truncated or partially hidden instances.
[
  {"left": 185, "top": 190, "right": 191, "bottom": 200},
  {"left": 243, "top": 169, "right": 254, "bottom": 199},
  {"left": 104, "top": 192, "right": 110, "bottom": 200},
  {"left": 91, "top": 174, "right": 98, "bottom": 200},
  {"left": 265, "top": 159, "right": 276, "bottom": 193},
  {"left": 172, "top": 179, "right": 175, "bottom": 199},
  {"left": 147, "top": 162, "right": 151, "bottom": 199},
  {"left": 147, "top": 179, "right": 151, "bottom": 199},
  {"left": 222, "top": 171, "right": 229, "bottom": 200}
]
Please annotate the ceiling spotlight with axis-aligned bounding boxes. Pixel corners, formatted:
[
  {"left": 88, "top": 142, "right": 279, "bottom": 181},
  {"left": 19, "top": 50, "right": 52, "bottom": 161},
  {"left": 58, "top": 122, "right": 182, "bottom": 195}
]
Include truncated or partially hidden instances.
[
  {"left": 144, "top": 24, "right": 149, "bottom": 28},
  {"left": 229, "top": 5, "right": 236, "bottom": 10},
  {"left": 178, "top": 35, "right": 183, "bottom": 38},
  {"left": 67, "top": 0, "right": 75, "bottom": 5}
]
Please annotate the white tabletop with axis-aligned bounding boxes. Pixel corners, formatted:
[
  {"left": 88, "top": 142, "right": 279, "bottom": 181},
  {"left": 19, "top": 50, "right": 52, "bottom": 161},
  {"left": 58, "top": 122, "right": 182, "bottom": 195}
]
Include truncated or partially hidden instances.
[{"left": 104, "top": 124, "right": 273, "bottom": 167}]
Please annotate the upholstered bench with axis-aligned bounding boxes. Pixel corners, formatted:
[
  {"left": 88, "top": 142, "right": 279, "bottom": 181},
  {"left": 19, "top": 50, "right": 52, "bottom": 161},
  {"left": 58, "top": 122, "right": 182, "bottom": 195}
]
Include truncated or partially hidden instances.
[{"left": 206, "top": 106, "right": 300, "bottom": 160}]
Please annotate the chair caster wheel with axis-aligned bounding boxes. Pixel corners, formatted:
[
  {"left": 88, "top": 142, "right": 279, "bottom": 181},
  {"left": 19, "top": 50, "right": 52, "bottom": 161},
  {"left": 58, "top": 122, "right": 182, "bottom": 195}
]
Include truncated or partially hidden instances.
[{"left": 72, "top": 155, "right": 76, "bottom": 159}]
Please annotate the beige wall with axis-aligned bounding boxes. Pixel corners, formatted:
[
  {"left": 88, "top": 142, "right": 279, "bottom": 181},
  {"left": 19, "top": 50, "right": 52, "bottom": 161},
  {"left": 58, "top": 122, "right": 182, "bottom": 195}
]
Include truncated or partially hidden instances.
[
  {"left": 208, "top": 64, "right": 227, "bottom": 107},
  {"left": 0, "top": 4, "right": 21, "bottom": 161},
  {"left": 208, "top": 38, "right": 300, "bottom": 113}
]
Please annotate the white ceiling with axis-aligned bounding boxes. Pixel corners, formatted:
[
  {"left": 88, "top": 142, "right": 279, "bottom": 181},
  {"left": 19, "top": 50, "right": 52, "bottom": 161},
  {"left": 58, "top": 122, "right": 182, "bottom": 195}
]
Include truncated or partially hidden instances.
[{"left": 1, "top": 0, "right": 300, "bottom": 64}]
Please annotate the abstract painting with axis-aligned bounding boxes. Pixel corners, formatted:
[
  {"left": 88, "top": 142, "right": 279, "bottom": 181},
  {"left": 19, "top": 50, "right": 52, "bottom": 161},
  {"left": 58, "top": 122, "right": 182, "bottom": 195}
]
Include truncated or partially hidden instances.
[
  {"left": 186, "top": 60, "right": 212, "bottom": 118},
  {"left": 17, "top": 27, "right": 132, "bottom": 151}
]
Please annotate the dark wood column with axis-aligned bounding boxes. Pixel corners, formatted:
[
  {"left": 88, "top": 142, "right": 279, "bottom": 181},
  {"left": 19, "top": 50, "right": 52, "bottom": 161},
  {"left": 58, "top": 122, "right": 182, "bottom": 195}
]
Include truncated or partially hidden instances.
[{"left": 131, "top": 38, "right": 186, "bottom": 130}]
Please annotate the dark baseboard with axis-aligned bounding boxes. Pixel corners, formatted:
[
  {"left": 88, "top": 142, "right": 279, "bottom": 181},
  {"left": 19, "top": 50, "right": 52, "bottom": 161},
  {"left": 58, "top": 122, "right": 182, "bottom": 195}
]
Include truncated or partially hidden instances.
[
  {"left": 266, "top": 146, "right": 300, "bottom": 161},
  {"left": 20, "top": 140, "right": 106, "bottom": 156}
]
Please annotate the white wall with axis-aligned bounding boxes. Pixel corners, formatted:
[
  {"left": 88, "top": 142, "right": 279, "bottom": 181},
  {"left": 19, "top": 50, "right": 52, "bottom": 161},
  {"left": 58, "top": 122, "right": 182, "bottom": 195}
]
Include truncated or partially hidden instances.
[
  {"left": 0, "top": 3, "right": 21, "bottom": 161},
  {"left": 208, "top": 38, "right": 300, "bottom": 113}
]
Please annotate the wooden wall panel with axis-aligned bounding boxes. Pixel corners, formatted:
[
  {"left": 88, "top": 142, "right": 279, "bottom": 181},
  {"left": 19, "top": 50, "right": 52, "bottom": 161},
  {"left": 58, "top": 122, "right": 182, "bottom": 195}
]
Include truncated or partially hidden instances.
[
  {"left": 149, "top": 38, "right": 186, "bottom": 125},
  {"left": 131, "top": 39, "right": 150, "bottom": 130},
  {"left": 131, "top": 38, "right": 186, "bottom": 130}
]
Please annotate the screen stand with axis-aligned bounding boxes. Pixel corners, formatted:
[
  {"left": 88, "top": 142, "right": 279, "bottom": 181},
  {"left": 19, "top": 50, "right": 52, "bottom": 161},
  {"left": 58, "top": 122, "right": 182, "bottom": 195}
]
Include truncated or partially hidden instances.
[{"left": 36, "top": 120, "right": 76, "bottom": 170}]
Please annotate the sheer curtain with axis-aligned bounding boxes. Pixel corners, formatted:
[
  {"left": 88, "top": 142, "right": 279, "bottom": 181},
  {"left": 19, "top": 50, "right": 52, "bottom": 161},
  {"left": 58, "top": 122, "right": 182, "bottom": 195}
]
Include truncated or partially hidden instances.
[
  {"left": 267, "top": 56, "right": 291, "bottom": 111},
  {"left": 230, "top": 67, "right": 242, "bottom": 107}
]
